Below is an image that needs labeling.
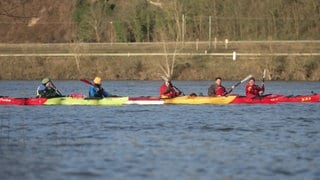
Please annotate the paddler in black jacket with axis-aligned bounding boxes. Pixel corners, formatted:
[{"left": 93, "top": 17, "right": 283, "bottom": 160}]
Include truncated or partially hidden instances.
[{"left": 36, "top": 77, "right": 62, "bottom": 98}]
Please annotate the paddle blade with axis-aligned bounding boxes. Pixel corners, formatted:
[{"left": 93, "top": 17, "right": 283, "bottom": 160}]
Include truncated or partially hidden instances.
[
  {"left": 240, "top": 74, "right": 253, "bottom": 84},
  {"left": 233, "top": 74, "right": 253, "bottom": 88},
  {"left": 161, "top": 75, "right": 170, "bottom": 82},
  {"left": 263, "top": 69, "right": 267, "bottom": 82},
  {"left": 80, "top": 79, "right": 93, "bottom": 86}
]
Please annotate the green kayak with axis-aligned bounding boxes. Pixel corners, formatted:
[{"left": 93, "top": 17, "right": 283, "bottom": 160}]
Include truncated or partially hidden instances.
[{"left": 59, "top": 97, "right": 129, "bottom": 106}]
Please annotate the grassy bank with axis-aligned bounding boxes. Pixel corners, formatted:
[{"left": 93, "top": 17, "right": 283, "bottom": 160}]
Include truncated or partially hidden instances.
[
  {"left": 0, "top": 55, "right": 319, "bottom": 81},
  {"left": 0, "top": 41, "right": 319, "bottom": 81}
]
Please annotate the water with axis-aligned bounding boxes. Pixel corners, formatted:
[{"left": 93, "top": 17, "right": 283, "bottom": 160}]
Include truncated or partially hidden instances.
[{"left": 1, "top": 80, "right": 320, "bottom": 180}]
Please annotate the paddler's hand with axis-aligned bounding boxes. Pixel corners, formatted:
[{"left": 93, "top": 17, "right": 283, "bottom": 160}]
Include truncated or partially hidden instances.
[{"left": 258, "top": 91, "right": 264, "bottom": 96}]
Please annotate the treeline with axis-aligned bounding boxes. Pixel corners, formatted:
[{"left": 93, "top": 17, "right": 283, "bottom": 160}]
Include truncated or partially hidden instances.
[{"left": 73, "top": 0, "right": 320, "bottom": 42}]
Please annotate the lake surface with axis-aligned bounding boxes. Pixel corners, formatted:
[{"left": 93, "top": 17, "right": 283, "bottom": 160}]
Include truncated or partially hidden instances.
[{"left": 0, "top": 80, "right": 319, "bottom": 180}]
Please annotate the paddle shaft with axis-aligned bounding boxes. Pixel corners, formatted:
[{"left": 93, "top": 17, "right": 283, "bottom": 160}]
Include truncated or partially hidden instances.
[
  {"left": 80, "top": 79, "right": 94, "bottom": 86},
  {"left": 262, "top": 69, "right": 266, "bottom": 83},
  {"left": 50, "top": 81, "right": 62, "bottom": 96},
  {"left": 234, "top": 74, "right": 253, "bottom": 88},
  {"left": 225, "top": 74, "right": 253, "bottom": 95},
  {"left": 261, "top": 69, "right": 266, "bottom": 90},
  {"left": 80, "top": 79, "right": 104, "bottom": 90},
  {"left": 173, "top": 85, "right": 185, "bottom": 96}
]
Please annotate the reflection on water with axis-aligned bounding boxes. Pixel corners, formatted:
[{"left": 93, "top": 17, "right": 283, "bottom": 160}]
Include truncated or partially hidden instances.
[{"left": 0, "top": 81, "right": 320, "bottom": 179}]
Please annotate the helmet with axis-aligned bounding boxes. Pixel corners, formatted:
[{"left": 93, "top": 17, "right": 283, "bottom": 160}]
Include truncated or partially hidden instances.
[
  {"left": 41, "top": 77, "right": 50, "bottom": 84},
  {"left": 93, "top": 76, "right": 102, "bottom": 85}
]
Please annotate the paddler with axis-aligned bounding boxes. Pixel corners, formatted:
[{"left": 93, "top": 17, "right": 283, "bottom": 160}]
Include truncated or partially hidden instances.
[
  {"left": 208, "top": 77, "right": 235, "bottom": 96},
  {"left": 159, "top": 77, "right": 182, "bottom": 98},
  {"left": 37, "top": 77, "right": 62, "bottom": 98},
  {"left": 89, "top": 76, "right": 113, "bottom": 98},
  {"left": 245, "top": 77, "right": 264, "bottom": 98}
]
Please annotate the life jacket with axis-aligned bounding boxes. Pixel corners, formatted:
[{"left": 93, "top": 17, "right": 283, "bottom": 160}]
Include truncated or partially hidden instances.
[
  {"left": 208, "top": 84, "right": 226, "bottom": 96},
  {"left": 37, "top": 84, "right": 59, "bottom": 98},
  {"left": 89, "top": 85, "right": 103, "bottom": 97},
  {"left": 36, "top": 84, "right": 45, "bottom": 97},
  {"left": 245, "top": 84, "right": 264, "bottom": 97},
  {"left": 160, "top": 83, "right": 180, "bottom": 98},
  {"left": 215, "top": 84, "right": 226, "bottom": 96}
]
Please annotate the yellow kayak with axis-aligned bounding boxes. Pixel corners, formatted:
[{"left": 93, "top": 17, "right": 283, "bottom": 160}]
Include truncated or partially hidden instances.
[{"left": 164, "top": 95, "right": 237, "bottom": 105}]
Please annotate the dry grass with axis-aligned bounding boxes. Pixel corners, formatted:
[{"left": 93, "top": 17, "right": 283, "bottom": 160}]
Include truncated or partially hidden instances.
[{"left": 0, "top": 41, "right": 319, "bottom": 81}]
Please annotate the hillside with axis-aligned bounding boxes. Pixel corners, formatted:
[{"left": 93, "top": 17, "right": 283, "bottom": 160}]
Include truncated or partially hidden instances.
[
  {"left": 1, "top": 0, "right": 319, "bottom": 43},
  {"left": 0, "top": 0, "right": 76, "bottom": 43}
]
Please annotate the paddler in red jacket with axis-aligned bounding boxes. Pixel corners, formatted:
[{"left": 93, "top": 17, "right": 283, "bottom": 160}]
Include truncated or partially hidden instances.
[
  {"left": 159, "top": 78, "right": 182, "bottom": 98},
  {"left": 245, "top": 77, "right": 264, "bottom": 98},
  {"left": 208, "top": 77, "right": 234, "bottom": 96}
]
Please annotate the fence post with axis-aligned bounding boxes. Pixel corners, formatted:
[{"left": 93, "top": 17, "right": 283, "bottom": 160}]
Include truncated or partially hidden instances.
[{"left": 225, "top": 39, "right": 228, "bottom": 49}]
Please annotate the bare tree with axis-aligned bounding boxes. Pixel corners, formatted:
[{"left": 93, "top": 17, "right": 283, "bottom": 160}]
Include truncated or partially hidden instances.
[
  {"left": 86, "top": 1, "right": 108, "bottom": 42},
  {"left": 157, "top": 0, "right": 184, "bottom": 79}
]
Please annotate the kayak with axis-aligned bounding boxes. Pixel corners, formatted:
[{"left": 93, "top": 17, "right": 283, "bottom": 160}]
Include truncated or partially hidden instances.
[
  {"left": 231, "top": 94, "right": 320, "bottom": 104},
  {"left": 277, "top": 94, "right": 320, "bottom": 103},
  {"left": 1, "top": 94, "right": 318, "bottom": 106},
  {"left": 60, "top": 96, "right": 128, "bottom": 106},
  {"left": 26, "top": 97, "right": 62, "bottom": 105},
  {"left": 126, "top": 97, "right": 164, "bottom": 105},
  {"left": 231, "top": 94, "right": 283, "bottom": 104},
  {"left": 164, "top": 95, "right": 237, "bottom": 105},
  {"left": 25, "top": 96, "right": 129, "bottom": 106},
  {"left": 0, "top": 96, "right": 26, "bottom": 105}
]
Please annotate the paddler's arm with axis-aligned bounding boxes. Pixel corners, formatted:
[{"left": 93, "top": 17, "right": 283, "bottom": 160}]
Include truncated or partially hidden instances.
[{"left": 224, "top": 85, "right": 235, "bottom": 95}]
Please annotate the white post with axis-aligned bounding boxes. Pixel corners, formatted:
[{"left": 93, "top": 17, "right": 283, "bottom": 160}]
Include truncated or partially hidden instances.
[
  {"left": 232, "top": 51, "right": 236, "bottom": 61},
  {"left": 110, "top": 21, "right": 113, "bottom": 44},
  {"left": 225, "top": 39, "right": 228, "bottom": 49}
]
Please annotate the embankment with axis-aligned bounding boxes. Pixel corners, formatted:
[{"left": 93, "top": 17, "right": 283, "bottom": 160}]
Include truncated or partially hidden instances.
[{"left": 0, "top": 41, "right": 319, "bottom": 81}]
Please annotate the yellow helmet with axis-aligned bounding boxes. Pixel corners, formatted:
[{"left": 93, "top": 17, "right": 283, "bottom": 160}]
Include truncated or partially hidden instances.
[{"left": 93, "top": 76, "right": 102, "bottom": 85}]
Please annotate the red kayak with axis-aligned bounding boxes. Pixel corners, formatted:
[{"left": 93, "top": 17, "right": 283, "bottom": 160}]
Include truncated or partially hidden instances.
[
  {"left": 0, "top": 96, "right": 48, "bottom": 105},
  {"left": 0, "top": 96, "right": 26, "bottom": 105},
  {"left": 277, "top": 94, "right": 320, "bottom": 103},
  {"left": 231, "top": 94, "right": 283, "bottom": 104},
  {"left": 25, "top": 97, "right": 48, "bottom": 105},
  {"left": 232, "top": 94, "right": 320, "bottom": 104}
]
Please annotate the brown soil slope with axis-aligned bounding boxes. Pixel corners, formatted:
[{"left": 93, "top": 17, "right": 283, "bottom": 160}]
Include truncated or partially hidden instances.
[{"left": 0, "top": 0, "right": 76, "bottom": 43}]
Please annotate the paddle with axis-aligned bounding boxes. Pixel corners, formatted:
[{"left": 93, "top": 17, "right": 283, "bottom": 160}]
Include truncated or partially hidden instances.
[
  {"left": 161, "top": 76, "right": 185, "bottom": 96},
  {"left": 225, "top": 74, "right": 253, "bottom": 95},
  {"left": 262, "top": 69, "right": 266, "bottom": 88},
  {"left": 172, "top": 84, "right": 185, "bottom": 96},
  {"left": 258, "top": 69, "right": 267, "bottom": 96},
  {"left": 50, "top": 80, "right": 63, "bottom": 96},
  {"left": 80, "top": 78, "right": 94, "bottom": 86},
  {"left": 262, "top": 69, "right": 266, "bottom": 83},
  {"left": 80, "top": 78, "right": 119, "bottom": 97}
]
